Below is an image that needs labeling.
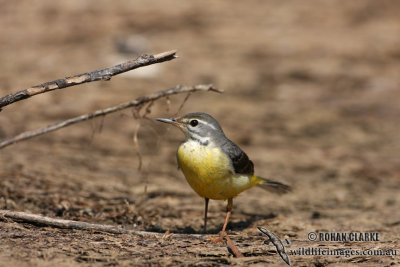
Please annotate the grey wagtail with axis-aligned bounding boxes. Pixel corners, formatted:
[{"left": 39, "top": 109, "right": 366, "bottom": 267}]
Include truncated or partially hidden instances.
[{"left": 156, "top": 112, "right": 290, "bottom": 235}]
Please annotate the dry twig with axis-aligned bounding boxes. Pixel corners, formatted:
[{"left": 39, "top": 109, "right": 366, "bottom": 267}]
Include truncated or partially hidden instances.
[
  {"left": 0, "top": 84, "right": 222, "bottom": 149},
  {"left": 0, "top": 209, "right": 206, "bottom": 240},
  {"left": 225, "top": 234, "right": 245, "bottom": 258},
  {"left": 0, "top": 209, "right": 249, "bottom": 257},
  {"left": 0, "top": 50, "right": 177, "bottom": 110}
]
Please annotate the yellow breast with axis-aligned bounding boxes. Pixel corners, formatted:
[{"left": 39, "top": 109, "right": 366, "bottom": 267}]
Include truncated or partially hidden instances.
[{"left": 177, "top": 140, "right": 258, "bottom": 200}]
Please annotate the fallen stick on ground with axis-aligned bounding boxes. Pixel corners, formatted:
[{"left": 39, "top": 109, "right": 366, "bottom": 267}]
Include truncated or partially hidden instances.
[
  {"left": 225, "top": 235, "right": 244, "bottom": 258},
  {"left": 0, "top": 84, "right": 222, "bottom": 149},
  {"left": 0, "top": 209, "right": 245, "bottom": 257},
  {"left": 0, "top": 50, "right": 177, "bottom": 110},
  {"left": 0, "top": 209, "right": 203, "bottom": 238}
]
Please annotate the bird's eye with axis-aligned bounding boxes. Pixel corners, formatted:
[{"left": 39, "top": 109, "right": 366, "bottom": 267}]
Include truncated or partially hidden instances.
[{"left": 189, "top": 119, "right": 198, "bottom": 127}]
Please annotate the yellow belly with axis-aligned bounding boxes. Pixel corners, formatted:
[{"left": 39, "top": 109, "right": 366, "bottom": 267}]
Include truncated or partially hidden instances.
[{"left": 177, "top": 140, "right": 259, "bottom": 200}]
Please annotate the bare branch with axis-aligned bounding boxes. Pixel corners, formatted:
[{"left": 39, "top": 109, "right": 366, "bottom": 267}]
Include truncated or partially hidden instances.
[
  {"left": 0, "top": 50, "right": 177, "bottom": 110},
  {"left": 0, "top": 209, "right": 249, "bottom": 257},
  {"left": 0, "top": 209, "right": 206, "bottom": 240},
  {"left": 174, "top": 92, "right": 192, "bottom": 116},
  {"left": 225, "top": 234, "right": 244, "bottom": 257},
  {"left": 0, "top": 84, "right": 222, "bottom": 149}
]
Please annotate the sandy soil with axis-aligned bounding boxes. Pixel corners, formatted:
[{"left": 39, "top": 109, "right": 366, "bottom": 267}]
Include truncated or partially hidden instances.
[{"left": 1, "top": 1, "right": 400, "bottom": 266}]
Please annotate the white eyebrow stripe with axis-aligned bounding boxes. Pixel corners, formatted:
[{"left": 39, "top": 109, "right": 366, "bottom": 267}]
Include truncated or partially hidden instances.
[
  {"left": 195, "top": 119, "right": 216, "bottom": 130},
  {"left": 207, "top": 123, "right": 217, "bottom": 130}
]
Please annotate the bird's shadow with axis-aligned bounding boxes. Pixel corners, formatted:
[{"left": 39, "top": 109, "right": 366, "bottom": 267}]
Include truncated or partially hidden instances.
[
  {"left": 214, "top": 212, "right": 278, "bottom": 234},
  {"left": 226, "top": 212, "right": 277, "bottom": 232},
  {"left": 146, "top": 212, "right": 278, "bottom": 235}
]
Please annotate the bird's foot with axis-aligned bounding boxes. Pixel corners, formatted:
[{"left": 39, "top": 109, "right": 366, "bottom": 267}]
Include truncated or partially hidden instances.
[
  {"left": 208, "top": 231, "right": 244, "bottom": 257},
  {"left": 208, "top": 231, "right": 227, "bottom": 244}
]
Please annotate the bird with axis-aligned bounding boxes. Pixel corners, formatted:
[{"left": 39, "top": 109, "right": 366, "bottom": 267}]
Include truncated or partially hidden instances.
[{"left": 156, "top": 112, "right": 290, "bottom": 237}]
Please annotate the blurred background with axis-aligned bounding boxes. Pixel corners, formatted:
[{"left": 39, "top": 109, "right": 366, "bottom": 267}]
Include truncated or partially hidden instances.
[{"left": 0, "top": 1, "right": 399, "bottom": 266}]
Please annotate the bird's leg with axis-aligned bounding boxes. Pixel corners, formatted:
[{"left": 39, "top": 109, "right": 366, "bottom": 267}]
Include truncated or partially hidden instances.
[
  {"left": 204, "top": 198, "right": 209, "bottom": 233},
  {"left": 219, "top": 198, "right": 233, "bottom": 239},
  {"left": 208, "top": 198, "right": 243, "bottom": 257},
  {"left": 220, "top": 198, "right": 243, "bottom": 257},
  {"left": 210, "top": 198, "right": 233, "bottom": 243}
]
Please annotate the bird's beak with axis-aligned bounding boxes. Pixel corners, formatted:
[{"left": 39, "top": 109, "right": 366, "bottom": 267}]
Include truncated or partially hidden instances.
[{"left": 156, "top": 117, "right": 182, "bottom": 127}]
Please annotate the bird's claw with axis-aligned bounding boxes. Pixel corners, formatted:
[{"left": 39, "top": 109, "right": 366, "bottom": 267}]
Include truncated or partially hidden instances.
[{"left": 208, "top": 231, "right": 227, "bottom": 244}]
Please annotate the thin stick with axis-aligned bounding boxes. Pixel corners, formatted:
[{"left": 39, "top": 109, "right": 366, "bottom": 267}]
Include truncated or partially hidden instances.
[
  {"left": 0, "top": 84, "right": 222, "bottom": 149},
  {"left": 0, "top": 209, "right": 247, "bottom": 256},
  {"left": 0, "top": 209, "right": 206, "bottom": 240},
  {"left": 225, "top": 235, "right": 244, "bottom": 258},
  {"left": 0, "top": 50, "right": 177, "bottom": 110}
]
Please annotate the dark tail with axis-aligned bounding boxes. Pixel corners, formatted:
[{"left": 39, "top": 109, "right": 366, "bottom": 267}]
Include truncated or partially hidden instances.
[{"left": 256, "top": 176, "right": 291, "bottom": 194}]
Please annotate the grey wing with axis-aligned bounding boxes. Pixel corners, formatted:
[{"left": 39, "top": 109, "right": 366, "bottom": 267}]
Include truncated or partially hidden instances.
[{"left": 221, "top": 139, "right": 254, "bottom": 175}]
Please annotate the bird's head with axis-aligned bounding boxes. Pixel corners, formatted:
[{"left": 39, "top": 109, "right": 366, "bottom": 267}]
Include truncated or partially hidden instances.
[{"left": 156, "top": 112, "right": 225, "bottom": 144}]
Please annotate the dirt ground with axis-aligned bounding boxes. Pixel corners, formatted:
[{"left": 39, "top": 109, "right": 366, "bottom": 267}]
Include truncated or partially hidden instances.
[{"left": 1, "top": 1, "right": 400, "bottom": 266}]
